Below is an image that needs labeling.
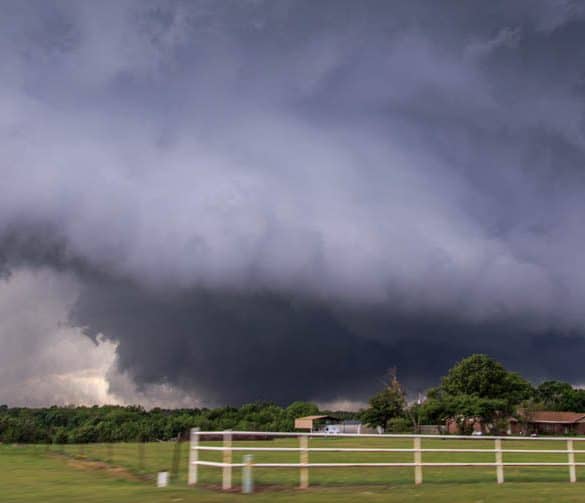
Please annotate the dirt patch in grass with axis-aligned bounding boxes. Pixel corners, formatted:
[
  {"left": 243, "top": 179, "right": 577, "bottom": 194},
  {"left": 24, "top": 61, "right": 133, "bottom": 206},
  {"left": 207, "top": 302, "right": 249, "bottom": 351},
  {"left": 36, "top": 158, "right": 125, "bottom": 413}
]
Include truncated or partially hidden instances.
[{"left": 50, "top": 454, "right": 144, "bottom": 482}]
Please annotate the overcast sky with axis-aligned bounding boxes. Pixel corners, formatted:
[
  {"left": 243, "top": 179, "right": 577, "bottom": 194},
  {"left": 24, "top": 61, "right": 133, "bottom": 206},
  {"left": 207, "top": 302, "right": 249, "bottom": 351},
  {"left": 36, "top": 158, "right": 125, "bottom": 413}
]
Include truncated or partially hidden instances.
[{"left": 2, "top": 0, "right": 585, "bottom": 407}]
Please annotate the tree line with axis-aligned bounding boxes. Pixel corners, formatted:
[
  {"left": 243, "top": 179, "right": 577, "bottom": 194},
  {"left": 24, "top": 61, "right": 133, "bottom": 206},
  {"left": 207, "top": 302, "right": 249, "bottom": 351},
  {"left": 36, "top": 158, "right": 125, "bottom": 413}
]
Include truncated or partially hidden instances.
[
  {"left": 0, "top": 401, "right": 353, "bottom": 444},
  {"left": 2, "top": 354, "right": 584, "bottom": 443}
]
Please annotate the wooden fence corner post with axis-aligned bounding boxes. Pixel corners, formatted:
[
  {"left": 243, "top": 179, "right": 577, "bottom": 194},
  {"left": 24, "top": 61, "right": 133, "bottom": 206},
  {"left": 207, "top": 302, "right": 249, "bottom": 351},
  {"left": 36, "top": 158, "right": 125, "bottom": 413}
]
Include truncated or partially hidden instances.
[
  {"left": 568, "top": 439, "right": 576, "bottom": 483},
  {"left": 188, "top": 427, "right": 199, "bottom": 486},
  {"left": 300, "top": 434, "right": 309, "bottom": 489},
  {"left": 414, "top": 437, "right": 423, "bottom": 484},
  {"left": 495, "top": 438, "right": 504, "bottom": 484},
  {"left": 222, "top": 430, "right": 233, "bottom": 490}
]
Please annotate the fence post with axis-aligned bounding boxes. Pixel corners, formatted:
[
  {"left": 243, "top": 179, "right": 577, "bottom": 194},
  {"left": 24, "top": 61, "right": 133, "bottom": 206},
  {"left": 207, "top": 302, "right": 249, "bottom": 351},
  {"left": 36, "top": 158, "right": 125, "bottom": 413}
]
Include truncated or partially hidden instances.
[
  {"left": 414, "top": 437, "right": 423, "bottom": 484},
  {"left": 495, "top": 438, "right": 504, "bottom": 484},
  {"left": 299, "top": 435, "right": 309, "bottom": 489},
  {"left": 568, "top": 439, "right": 576, "bottom": 483},
  {"left": 188, "top": 428, "right": 199, "bottom": 485},
  {"left": 222, "top": 430, "right": 233, "bottom": 491},
  {"left": 242, "top": 454, "right": 254, "bottom": 493}
]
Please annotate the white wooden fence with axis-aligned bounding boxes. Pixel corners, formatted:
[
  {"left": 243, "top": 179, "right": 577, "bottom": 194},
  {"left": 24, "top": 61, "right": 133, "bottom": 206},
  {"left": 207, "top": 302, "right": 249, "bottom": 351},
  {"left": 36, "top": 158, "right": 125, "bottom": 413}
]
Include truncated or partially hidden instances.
[{"left": 188, "top": 429, "right": 585, "bottom": 491}]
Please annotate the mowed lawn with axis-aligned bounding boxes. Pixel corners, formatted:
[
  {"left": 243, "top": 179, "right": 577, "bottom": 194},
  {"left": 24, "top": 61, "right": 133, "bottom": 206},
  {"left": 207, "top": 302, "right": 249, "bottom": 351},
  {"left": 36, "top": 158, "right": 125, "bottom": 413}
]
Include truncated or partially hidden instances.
[{"left": 4, "top": 437, "right": 585, "bottom": 502}]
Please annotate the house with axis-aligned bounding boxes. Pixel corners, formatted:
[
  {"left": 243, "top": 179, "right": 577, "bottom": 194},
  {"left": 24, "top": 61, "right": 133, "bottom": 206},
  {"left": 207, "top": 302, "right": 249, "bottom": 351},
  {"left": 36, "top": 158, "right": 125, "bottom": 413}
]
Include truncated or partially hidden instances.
[
  {"left": 446, "top": 411, "right": 585, "bottom": 436},
  {"left": 509, "top": 411, "right": 585, "bottom": 435}
]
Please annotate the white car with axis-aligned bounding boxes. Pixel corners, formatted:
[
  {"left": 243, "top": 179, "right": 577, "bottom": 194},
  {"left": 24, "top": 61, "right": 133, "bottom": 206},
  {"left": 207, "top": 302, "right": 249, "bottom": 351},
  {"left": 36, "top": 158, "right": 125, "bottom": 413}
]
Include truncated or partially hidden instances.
[
  {"left": 471, "top": 430, "right": 483, "bottom": 436},
  {"left": 323, "top": 425, "right": 341, "bottom": 434}
]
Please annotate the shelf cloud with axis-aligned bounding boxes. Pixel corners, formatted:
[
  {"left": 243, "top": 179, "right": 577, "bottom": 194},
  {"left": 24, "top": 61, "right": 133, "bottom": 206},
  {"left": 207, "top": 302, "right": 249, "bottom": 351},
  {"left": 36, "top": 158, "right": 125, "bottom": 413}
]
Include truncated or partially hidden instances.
[{"left": 2, "top": 1, "right": 585, "bottom": 405}]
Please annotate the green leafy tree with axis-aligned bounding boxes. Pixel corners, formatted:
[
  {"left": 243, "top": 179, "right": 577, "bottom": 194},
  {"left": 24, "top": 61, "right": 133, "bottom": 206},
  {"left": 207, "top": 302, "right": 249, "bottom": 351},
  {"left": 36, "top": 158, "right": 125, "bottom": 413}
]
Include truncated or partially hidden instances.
[
  {"left": 361, "top": 369, "right": 406, "bottom": 430},
  {"left": 570, "top": 389, "right": 585, "bottom": 411},
  {"left": 424, "top": 354, "right": 533, "bottom": 433},
  {"left": 439, "top": 354, "right": 533, "bottom": 405},
  {"left": 535, "top": 381, "right": 574, "bottom": 410},
  {"left": 532, "top": 381, "right": 585, "bottom": 412},
  {"left": 286, "top": 401, "right": 319, "bottom": 419}
]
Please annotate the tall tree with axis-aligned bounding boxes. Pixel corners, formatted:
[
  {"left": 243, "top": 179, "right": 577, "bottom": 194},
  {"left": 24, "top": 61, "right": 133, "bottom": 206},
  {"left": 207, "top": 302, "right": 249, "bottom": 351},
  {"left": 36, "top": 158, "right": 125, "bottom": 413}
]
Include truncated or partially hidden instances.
[
  {"left": 361, "top": 369, "right": 406, "bottom": 430},
  {"left": 423, "top": 354, "right": 533, "bottom": 433},
  {"left": 439, "top": 354, "right": 533, "bottom": 405}
]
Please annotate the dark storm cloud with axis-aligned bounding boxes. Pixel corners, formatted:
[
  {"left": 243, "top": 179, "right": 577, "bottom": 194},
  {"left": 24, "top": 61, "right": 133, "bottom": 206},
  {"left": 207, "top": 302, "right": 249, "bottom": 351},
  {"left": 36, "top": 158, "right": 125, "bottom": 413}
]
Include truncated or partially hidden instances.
[
  {"left": 69, "top": 277, "right": 585, "bottom": 405},
  {"left": 69, "top": 279, "right": 395, "bottom": 404},
  {"left": 3, "top": 0, "right": 585, "bottom": 404}
]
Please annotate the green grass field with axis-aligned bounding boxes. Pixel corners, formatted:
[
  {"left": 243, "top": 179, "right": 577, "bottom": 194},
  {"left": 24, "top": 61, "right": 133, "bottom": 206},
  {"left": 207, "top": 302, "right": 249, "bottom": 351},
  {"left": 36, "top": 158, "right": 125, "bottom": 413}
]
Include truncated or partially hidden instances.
[{"left": 4, "top": 437, "right": 585, "bottom": 502}]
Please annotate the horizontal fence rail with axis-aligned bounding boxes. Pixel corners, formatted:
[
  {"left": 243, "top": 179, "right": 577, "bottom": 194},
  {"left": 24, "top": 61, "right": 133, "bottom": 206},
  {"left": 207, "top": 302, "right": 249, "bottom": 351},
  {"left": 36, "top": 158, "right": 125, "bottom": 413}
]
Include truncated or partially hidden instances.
[{"left": 188, "top": 429, "right": 585, "bottom": 491}]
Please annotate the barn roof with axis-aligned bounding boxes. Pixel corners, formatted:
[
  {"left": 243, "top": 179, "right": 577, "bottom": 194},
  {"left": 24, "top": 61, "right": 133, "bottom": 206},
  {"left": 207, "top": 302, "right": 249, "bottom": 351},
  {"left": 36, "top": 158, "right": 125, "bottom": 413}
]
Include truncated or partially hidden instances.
[{"left": 295, "top": 415, "right": 336, "bottom": 421}]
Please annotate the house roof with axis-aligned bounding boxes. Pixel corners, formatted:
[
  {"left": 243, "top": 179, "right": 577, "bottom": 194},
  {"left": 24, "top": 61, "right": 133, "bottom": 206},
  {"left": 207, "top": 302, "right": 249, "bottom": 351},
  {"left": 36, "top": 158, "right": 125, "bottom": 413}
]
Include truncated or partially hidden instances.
[{"left": 525, "top": 411, "right": 585, "bottom": 424}]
